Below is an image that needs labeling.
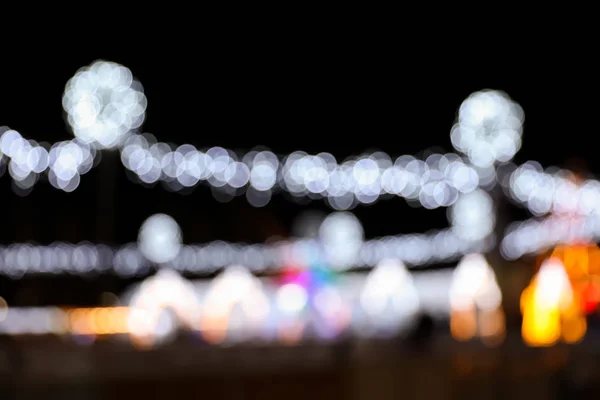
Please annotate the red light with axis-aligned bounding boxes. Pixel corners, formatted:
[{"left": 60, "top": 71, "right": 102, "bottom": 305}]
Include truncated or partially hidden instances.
[{"left": 580, "top": 282, "right": 600, "bottom": 313}]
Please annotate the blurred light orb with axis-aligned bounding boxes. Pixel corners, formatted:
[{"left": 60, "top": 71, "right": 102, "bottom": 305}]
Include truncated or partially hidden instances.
[
  {"left": 319, "top": 212, "right": 364, "bottom": 270},
  {"left": 360, "top": 259, "right": 419, "bottom": 316},
  {"left": 356, "top": 259, "right": 420, "bottom": 337},
  {"left": 63, "top": 60, "right": 147, "bottom": 149},
  {"left": 276, "top": 283, "right": 308, "bottom": 314},
  {"left": 138, "top": 214, "right": 182, "bottom": 264},
  {"left": 449, "top": 189, "right": 495, "bottom": 241},
  {"left": 450, "top": 253, "right": 501, "bottom": 311},
  {"left": 451, "top": 90, "right": 524, "bottom": 168}
]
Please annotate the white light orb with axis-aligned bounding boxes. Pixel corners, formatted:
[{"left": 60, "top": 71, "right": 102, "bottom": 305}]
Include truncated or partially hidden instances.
[
  {"left": 360, "top": 259, "right": 419, "bottom": 316},
  {"left": 451, "top": 90, "right": 524, "bottom": 168},
  {"left": 450, "top": 253, "right": 502, "bottom": 311},
  {"left": 276, "top": 283, "right": 308, "bottom": 314},
  {"left": 63, "top": 60, "right": 147, "bottom": 149},
  {"left": 534, "top": 258, "right": 572, "bottom": 307},
  {"left": 449, "top": 189, "right": 495, "bottom": 241},
  {"left": 138, "top": 214, "right": 182, "bottom": 264},
  {"left": 319, "top": 212, "right": 364, "bottom": 270},
  {"left": 356, "top": 259, "right": 420, "bottom": 336}
]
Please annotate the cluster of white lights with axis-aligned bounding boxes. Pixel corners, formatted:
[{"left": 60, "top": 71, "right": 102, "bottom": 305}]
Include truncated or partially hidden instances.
[
  {"left": 1, "top": 60, "right": 525, "bottom": 212},
  {"left": 506, "top": 162, "right": 600, "bottom": 217},
  {"left": 63, "top": 60, "right": 147, "bottom": 149},
  {"left": 3, "top": 59, "right": 594, "bottom": 266},
  {"left": 121, "top": 133, "right": 481, "bottom": 210},
  {"left": 0, "top": 126, "right": 489, "bottom": 207},
  {"left": 451, "top": 90, "right": 524, "bottom": 168},
  {"left": 0, "top": 128, "right": 96, "bottom": 193},
  {"left": 500, "top": 215, "right": 600, "bottom": 260}
]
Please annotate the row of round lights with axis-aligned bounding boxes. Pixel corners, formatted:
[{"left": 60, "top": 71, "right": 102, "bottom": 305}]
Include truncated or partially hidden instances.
[
  {"left": 507, "top": 161, "right": 600, "bottom": 217},
  {"left": 121, "top": 134, "right": 483, "bottom": 210},
  {"left": 0, "top": 196, "right": 494, "bottom": 278},
  {"left": 1, "top": 60, "right": 525, "bottom": 211},
  {"left": 501, "top": 214, "right": 600, "bottom": 260},
  {"left": 0, "top": 232, "right": 488, "bottom": 279},
  {"left": 0, "top": 128, "right": 97, "bottom": 193}
]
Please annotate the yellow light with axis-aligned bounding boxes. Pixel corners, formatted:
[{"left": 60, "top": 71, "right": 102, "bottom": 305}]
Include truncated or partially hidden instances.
[
  {"left": 96, "top": 308, "right": 112, "bottom": 334},
  {"left": 69, "top": 308, "right": 92, "bottom": 335},
  {"left": 66, "top": 307, "right": 132, "bottom": 336},
  {"left": 521, "top": 258, "right": 586, "bottom": 346},
  {"left": 87, "top": 308, "right": 99, "bottom": 334},
  {"left": 562, "top": 316, "right": 586, "bottom": 344},
  {"left": 522, "top": 303, "right": 560, "bottom": 346},
  {"left": 113, "top": 307, "right": 131, "bottom": 334}
]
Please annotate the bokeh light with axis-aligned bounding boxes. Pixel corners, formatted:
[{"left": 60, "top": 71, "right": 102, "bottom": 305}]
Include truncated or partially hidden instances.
[
  {"left": 62, "top": 60, "right": 147, "bottom": 149},
  {"left": 138, "top": 214, "right": 182, "bottom": 264}
]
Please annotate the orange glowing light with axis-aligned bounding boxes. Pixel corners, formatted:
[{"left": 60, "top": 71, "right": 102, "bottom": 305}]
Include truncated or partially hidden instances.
[
  {"left": 67, "top": 307, "right": 131, "bottom": 336},
  {"left": 450, "top": 308, "right": 476, "bottom": 341},
  {"left": 547, "top": 243, "right": 600, "bottom": 314},
  {"left": 521, "top": 258, "right": 586, "bottom": 346}
]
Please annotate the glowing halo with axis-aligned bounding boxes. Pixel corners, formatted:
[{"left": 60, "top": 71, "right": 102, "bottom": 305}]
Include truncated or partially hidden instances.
[
  {"left": 138, "top": 214, "right": 182, "bottom": 264},
  {"left": 451, "top": 90, "right": 524, "bottom": 168},
  {"left": 62, "top": 60, "right": 147, "bottom": 149}
]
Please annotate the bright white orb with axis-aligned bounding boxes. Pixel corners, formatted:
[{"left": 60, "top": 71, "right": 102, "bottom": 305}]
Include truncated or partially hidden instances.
[
  {"left": 360, "top": 259, "right": 419, "bottom": 316},
  {"left": 450, "top": 90, "right": 524, "bottom": 168},
  {"left": 138, "top": 214, "right": 182, "bottom": 264},
  {"left": 450, "top": 253, "right": 501, "bottom": 311},
  {"left": 534, "top": 258, "right": 572, "bottom": 306},
  {"left": 62, "top": 60, "right": 147, "bottom": 149},
  {"left": 449, "top": 189, "right": 495, "bottom": 241},
  {"left": 356, "top": 259, "right": 419, "bottom": 336},
  {"left": 276, "top": 283, "right": 308, "bottom": 314},
  {"left": 319, "top": 212, "right": 364, "bottom": 270}
]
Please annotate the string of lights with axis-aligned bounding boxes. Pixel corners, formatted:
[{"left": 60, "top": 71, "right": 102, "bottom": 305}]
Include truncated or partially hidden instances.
[
  {"left": 500, "top": 214, "right": 600, "bottom": 260},
  {"left": 0, "top": 256, "right": 503, "bottom": 347},
  {"left": 4, "top": 61, "right": 599, "bottom": 235},
  {"left": 0, "top": 203, "right": 493, "bottom": 277},
  {"left": 1, "top": 58, "right": 597, "bottom": 279},
  {"left": 4, "top": 61, "right": 600, "bottom": 355},
  {"left": 505, "top": 161, "right": 600, "bottom": 217},
  {"left": 1, "top": 60, "right": 525, "bottom": 212}
]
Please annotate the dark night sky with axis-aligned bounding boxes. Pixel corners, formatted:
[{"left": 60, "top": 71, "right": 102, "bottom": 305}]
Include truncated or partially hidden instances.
[{"left": 0, "top": 42, "right": 597, "bottom": 305}]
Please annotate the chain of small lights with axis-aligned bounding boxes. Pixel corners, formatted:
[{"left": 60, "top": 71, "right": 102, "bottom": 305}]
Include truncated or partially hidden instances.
[
  {"left": 0, "top": 192, "right": 494, "bottom": 278},
  {"left": 0, "top": 128, "right": 98, "bottom": 193},
  {"left": 0, "top": 227, "right": 491, "bottom": 279},
  {"left": 0, "top": 59, "right": 595, "bottom": 267},
  {"left": 504, "top": 161, "right": 600, "bottom": 217},
  {"left": 1, "top": 60, "right": 525, "bottom": 212},
  {"left": 120, "top": 136, "right": 484, "bottom": 210},
  {"left": 500, "top": 214, "right": 600, "bottom": 260}
]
